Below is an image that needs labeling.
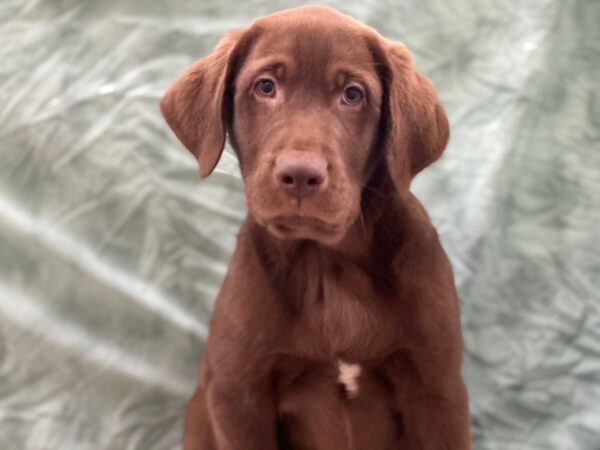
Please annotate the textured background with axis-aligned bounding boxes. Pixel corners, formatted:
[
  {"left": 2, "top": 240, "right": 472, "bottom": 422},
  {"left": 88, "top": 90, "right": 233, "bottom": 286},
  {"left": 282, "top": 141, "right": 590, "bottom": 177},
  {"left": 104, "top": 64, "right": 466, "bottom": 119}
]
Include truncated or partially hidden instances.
[{"left": 1, "top": 0, "right": 599, "bottom": 449}]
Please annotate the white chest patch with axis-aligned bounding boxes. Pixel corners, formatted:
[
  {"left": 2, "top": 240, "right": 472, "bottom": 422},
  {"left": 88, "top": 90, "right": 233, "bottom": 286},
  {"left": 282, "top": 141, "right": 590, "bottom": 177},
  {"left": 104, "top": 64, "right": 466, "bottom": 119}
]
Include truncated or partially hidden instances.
[{"left": 337, "top": 359, "right": 362, "bottom": 399}]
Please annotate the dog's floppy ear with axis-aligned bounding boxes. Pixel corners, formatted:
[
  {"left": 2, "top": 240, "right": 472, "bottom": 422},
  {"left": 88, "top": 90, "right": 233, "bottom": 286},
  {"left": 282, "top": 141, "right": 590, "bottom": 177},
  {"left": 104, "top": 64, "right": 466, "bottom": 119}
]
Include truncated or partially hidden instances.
[
  {"left": 160, "top": 29, "right": 246, "bottom": 178},
  {"left": 378, "top": 40, "right": 449, "bottom": 194}
]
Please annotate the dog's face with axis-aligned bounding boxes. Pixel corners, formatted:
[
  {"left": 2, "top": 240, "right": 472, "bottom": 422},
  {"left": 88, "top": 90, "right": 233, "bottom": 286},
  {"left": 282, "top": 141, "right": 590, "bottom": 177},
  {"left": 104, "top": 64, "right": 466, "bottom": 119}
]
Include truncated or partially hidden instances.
[
  {"left": 231, "top": 16, "right": 383, "bottom": 244},
  {"left": 161, "top": 6, "right": 449, "bottom": 245}
]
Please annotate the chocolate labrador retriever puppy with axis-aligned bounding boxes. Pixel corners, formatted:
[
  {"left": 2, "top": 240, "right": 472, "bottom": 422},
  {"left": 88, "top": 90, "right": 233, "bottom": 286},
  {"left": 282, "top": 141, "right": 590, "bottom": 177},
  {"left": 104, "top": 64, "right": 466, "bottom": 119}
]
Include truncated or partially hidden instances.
[{"left": 161, "top": 5, "right": 470, "bottom": 450}]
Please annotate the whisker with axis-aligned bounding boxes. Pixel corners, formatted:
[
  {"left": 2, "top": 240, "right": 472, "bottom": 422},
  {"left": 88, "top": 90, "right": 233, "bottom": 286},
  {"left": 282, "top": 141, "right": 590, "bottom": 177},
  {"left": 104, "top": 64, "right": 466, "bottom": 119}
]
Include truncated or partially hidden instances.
[{"left": 360, "top": 182, "right": 386, "bottom": 198}]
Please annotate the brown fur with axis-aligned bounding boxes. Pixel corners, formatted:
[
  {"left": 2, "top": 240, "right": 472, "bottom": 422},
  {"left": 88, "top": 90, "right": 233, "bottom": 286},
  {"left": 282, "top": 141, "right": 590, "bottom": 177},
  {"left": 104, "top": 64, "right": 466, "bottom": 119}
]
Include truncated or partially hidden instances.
[{"left": 161, "top": 6, "right": 470, "bottom": 450}]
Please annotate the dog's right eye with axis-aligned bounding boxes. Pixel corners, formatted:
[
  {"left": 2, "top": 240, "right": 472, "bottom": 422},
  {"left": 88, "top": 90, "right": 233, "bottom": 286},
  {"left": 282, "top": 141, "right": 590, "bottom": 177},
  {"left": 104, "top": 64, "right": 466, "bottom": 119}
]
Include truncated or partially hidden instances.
[{"left": 255, "top": 78, "right": 276, "bottom": 97}]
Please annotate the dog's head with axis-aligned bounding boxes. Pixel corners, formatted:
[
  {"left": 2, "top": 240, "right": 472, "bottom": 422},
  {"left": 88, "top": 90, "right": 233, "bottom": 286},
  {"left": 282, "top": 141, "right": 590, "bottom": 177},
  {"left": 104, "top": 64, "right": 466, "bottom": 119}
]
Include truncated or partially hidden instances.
[{"left": 161, "top": 6, "right": 448, "bottom": 245}]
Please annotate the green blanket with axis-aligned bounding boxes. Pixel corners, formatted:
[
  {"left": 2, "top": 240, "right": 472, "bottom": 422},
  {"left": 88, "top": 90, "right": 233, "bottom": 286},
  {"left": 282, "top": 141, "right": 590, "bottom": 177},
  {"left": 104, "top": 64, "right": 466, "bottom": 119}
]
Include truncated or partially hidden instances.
[{"left": 1, "top": 1, "right": 598, "bottom": 448}]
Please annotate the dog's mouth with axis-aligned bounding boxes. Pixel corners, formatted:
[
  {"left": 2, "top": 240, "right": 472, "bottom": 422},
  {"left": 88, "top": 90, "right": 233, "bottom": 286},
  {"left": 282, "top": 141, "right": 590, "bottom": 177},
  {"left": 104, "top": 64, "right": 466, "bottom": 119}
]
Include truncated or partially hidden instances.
[{"left": 265, "top": 215, "right": 346, "bottom": 243}]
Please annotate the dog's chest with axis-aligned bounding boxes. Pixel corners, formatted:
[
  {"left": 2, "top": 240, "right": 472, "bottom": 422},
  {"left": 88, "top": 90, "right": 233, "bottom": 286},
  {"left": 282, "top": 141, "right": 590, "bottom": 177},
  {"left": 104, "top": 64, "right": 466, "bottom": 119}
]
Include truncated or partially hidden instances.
[{"left": 296, "top": 263, "right": 398, "bottom": 361}]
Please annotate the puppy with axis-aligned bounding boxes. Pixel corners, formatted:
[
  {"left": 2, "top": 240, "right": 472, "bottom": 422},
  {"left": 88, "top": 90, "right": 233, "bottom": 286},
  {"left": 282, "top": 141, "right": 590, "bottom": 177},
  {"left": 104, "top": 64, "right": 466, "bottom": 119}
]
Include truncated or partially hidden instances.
[{"left": 161, "top": 5, "right": 471, "bottom": 450}]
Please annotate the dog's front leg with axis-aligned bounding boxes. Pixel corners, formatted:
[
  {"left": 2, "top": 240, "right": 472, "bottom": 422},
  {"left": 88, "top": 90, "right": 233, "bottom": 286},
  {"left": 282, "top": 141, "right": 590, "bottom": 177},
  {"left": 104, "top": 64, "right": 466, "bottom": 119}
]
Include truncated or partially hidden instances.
[
  {"left": 388, "top": 348, "right": 471, "bottom": 450},
  {"left": 402, "top": 374, "right": 470, "bottom": 450},
  {"left": 202, "top": 326, "right": 280, "bottom": 448},
  {"left": 206, "top": 374, "right": 279, "bottom": 450}
]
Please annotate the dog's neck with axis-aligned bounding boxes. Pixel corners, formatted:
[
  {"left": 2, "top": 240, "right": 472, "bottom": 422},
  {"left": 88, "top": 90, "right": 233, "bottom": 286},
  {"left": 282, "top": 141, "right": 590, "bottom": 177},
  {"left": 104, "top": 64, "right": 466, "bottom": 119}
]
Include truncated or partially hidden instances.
[{"left": 247, "top": 172, "right": 406, "bottom": 313}]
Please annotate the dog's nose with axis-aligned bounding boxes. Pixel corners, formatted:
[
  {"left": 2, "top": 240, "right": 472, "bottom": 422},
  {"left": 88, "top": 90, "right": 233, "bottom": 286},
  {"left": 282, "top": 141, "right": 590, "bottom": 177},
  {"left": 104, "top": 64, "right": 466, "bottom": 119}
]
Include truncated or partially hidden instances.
[{"left": 275, "top": 153, "right": 327, "bottom": 199}]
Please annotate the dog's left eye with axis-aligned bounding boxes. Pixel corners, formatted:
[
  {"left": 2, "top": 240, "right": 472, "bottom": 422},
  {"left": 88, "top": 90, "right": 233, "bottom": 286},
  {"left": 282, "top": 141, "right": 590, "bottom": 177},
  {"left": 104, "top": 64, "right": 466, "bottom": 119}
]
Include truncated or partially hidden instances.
[{"left": 342, "top": 86, "right": 364, "bottom": 105}]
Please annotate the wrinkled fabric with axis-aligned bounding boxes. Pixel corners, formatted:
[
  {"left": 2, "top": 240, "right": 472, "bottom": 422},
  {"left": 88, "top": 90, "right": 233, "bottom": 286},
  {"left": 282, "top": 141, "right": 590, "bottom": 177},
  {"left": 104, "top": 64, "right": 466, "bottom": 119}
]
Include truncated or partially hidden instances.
[{"left": 0, "top": 0, "right": 599, "bottom": 449}]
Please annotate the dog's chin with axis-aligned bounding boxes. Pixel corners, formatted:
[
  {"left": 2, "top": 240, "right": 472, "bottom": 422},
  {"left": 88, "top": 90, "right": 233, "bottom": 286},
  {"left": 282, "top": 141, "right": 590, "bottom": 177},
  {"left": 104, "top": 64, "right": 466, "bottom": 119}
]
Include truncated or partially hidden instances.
[{"left": 262, "top": 215, "right": 349, "bottom": 245}]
